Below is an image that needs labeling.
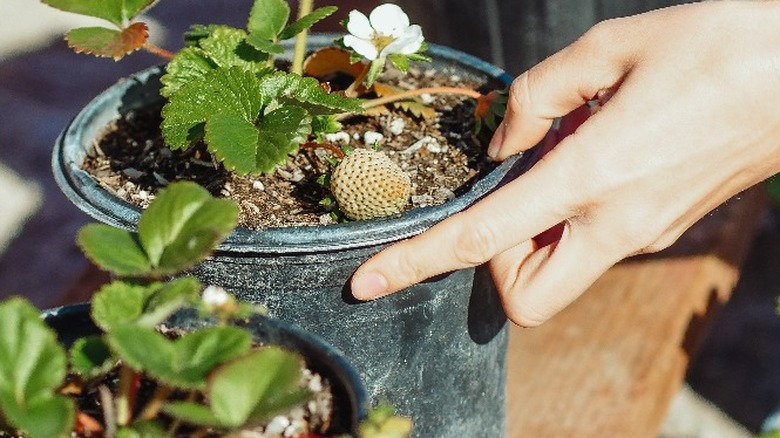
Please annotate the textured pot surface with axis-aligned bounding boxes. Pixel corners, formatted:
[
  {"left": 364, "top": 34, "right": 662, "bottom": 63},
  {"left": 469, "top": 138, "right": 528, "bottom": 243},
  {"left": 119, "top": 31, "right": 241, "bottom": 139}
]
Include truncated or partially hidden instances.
[
  {"left": 52, "top": 35, "right": 539, "bottom": 437},
  {"left": 42, "top": 303, "right": 368, "bottom": 434}
]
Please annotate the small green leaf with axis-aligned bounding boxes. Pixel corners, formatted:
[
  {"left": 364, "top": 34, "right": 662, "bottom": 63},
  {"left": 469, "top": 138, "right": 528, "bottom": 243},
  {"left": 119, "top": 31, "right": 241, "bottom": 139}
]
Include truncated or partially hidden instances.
[
  {"left": 137, "top": 181, "right": 238, "bottom": 275},
  {"left": 245, "top": 34, "right": 285, "bottom": 55},
  {"left": 259, "top": 71, "right": 363, "bottom": 115},
  {"left": 311, "top": 115, "right": 342, "bottom": 138},
  {"left": 90, "top": 278, "right": 199, "bottom": 332},
  {"left": 247, "top": 0, "right": 290, "bottom": 41},
  {"left": 161, "top": 67, "right": 265, "bottom": 150},
  {"left": 160, "top": 48, "right": 216, "bottom": 98},
  {"left": 255, "top": 106, "right": 311, "bottom": 174},
  {"left": 138, "top": 277, "right": 202, "bottom": 328},
  {"left": 198, "top": 27, "right": 269, "bottom": 71},
  {"left": 211, "top": 347, "right": 308, "bottom": 426},
  {"left": 1, "top": 396, "right": 74, "bottom": 438},
  {"left": 108, "top": 325, "right": 251, "bottom": 390},
  {"left": 387, "top": 54, "right": 409, "bottom": 74},
  {"left": 116, "top": 420, "right": 169, "bottom": 438},
  {"left": 365, "top": 58, "right": 386, "bottom": 88},
  {"left": 183, "top": 24, "right": 221, "bottom": 47},
  {"left": 42, "top": 0, "right": 155, "bottom": 27},
  {"left": 162, "top": 27, "right": 270, "bottom": 101},
  {"left": 66, "top": 23, "right": 149, "bottom": 60},
  {"left": 163, "top": 401, "right": 226, "bottom": 427},
  {"left": 91, "top": 281, "right": 159, "bottom": 332},
  {"left": 77, "top": 224, "right": 151, "bottom": 277},
  {"left": 0, "top": 298, "right": 74, "bottom": 438},
  {"left": 360, "top": 403, "right": 414, "bottom": 438},
  {"left": 165, "top": 347, "right": 310, "bottom": 428},
  {"left": 69, "top": 336, "right": 114, "bottom": 379},
  {"left": 278, "top": 6, "right": 338, "bottom": 40},
  {"left": 205, "top": 113, "right": 261, "bottom": 175}
]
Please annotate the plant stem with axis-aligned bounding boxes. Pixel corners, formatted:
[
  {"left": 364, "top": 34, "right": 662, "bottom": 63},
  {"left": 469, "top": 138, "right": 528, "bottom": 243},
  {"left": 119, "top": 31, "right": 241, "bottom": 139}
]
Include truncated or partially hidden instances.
[
  {"left": 140, "top": 385, "right": 173, "bottom": 420},
  {"left": 345, "top": 63, "right": 370, "bottom": 97},
  {"left": 291, "top": 0, "right": 315, "bottom": 75},
  {"left": 116, "top": 365, "right": 139, "bottom": 426},
  {"left": 143, "top": 41, "right": 175, "bottom": 60},
  {"left": 98, "top": 385, "right": 117, "bottom": 438},
  {"left": 362, "top": 86, "right": 483, "bottom": 111},
  {"left": 301, "top": 141, "right": 345, "bottom": 159}
]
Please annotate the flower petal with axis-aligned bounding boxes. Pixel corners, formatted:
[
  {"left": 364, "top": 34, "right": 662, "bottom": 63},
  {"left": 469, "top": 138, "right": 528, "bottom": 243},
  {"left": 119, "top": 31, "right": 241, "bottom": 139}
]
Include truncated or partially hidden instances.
[
  {"left": 346, "top": 10, "right": 374, "bottom": 39},
  {"left": 343, "top": 35, "right": 379, "bottom": 60},
  {"left": 369, "top": 3, "right": 410, "bottom": 37},
  {"left": 380, "top": 25, "right": 424, "bottom": 57}
]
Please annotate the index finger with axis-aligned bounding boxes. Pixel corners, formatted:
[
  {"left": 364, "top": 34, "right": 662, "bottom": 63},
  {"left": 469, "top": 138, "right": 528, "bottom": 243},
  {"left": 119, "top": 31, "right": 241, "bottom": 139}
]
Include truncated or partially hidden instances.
[
  {"left": 488, "top": 17, "right": 636, "bottom": 161},
  {"left": 350, "top": 149, "right": 576, "bottom": 300}
]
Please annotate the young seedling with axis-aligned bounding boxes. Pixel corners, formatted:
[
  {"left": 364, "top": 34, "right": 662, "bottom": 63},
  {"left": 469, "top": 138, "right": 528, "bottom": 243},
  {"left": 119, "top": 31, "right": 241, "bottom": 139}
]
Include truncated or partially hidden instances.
[{"left": 0, "top": 181, "right": 413, "bottom": 437}]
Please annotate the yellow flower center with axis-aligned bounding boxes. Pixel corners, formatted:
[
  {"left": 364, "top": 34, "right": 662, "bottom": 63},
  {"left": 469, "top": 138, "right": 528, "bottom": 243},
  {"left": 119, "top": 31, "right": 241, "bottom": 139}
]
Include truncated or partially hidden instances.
[{"left": 371, "top": 33, "right": 395, "bottom": 52}]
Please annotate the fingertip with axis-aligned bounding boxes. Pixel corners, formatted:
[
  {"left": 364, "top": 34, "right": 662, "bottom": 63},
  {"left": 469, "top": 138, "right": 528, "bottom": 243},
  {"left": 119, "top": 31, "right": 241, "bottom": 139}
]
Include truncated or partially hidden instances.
[
  {"left": 487, "top": 122, "right": 505, "bottom": 159},
  {"left": 351, "top": 270, "right": 389, "bottom": 301}
]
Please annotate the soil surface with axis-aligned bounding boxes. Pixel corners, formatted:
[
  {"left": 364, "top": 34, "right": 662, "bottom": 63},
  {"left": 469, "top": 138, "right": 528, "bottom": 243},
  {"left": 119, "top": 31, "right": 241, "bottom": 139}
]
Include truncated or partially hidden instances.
[{"left": 85, "top": 66, "right": 497, "bottom": 229}]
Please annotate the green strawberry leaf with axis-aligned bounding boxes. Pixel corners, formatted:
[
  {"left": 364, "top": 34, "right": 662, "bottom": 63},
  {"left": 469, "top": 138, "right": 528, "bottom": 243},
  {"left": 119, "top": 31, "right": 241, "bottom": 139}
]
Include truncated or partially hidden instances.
[
  {"left": 247, "top": 0, "right": 290, "bottom": 41},
  {"left": 137, "top": 181, "right": 239, "bottom": 275},
  {"left": 0, "top": 298, "right": 74, "bottom": 438},
  {"left": 116, "top": 420, "right": 169, "bottom": 438},
  {"left": 161, "top": 67, "right": 265, "bottom": 150},
  {"left": 91, "top": 278, "right": 201, "bottom": 332},
  {"left": 108, "top": 325, "right": 251, "bottom": 390},
  {"left": 66, "top": 23, "right": 149, "bottom": 60},
  {"left": 162, "top": 26, "right": 270, "bottom": 99},
  {"left": 91, "top": 281, "right": 160, "bottom": 332},
  {"left": 165, "top": 347, "right": 310, "bottom": 428},
  {"left": 163, "top": 401, "right": 226, "bottom": 428},
  {"left": 255, "top": 106, "right": 311, "bottom": 174},
  {"left": 365, "top": 58, "right": 386, "bottom": 88},
  {"left": 69, "top": 336, "right": 114, "bottom": 379},
  {"left": 183, "top": 24, "right": 221, "bottom": 47},
  {"left": 259, "top": 71, "right": 363, "bottom": 115},
  {"left": 160, "top": 47, "right": 217, "bottom": 98},
  {"left": 77, "top": 224, "right": 151, "bottom": 277},
  {"left": 387, "top": 54, "right": 410, "bottom": 74},
  {"left": 245, "top": 34, "right": 285, "bottom": 55},
  {"left": 138, "top": 277, "right": 202, "bottom": 328},
  {"left": 278, "top": 6, "right": 338, "bottom": 40},
  {"left": 41, "top": 0, "right": 155, "bottom": 27},
  {"left": 211, "top": 347, "right": 310, "bottom": 427},
  {"left": 205, "top": 113, "right": 261, "bottom": 175},
  {"left": 198, "top": 26, "right": 269, "bottom": 71}
]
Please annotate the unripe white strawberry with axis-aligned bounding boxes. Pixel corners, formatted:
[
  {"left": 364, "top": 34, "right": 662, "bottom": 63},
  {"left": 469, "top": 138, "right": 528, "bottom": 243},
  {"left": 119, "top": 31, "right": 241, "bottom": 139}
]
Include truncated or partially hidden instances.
[{"left": 330, "top": 149, "right": 411, "bottom": 220}]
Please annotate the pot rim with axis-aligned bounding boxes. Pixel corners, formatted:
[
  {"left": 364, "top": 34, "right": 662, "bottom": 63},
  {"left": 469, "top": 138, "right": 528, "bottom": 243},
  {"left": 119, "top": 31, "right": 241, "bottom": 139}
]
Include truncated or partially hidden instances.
[{"left": 52, "top": 35, "right": 534, "bottom": 254}]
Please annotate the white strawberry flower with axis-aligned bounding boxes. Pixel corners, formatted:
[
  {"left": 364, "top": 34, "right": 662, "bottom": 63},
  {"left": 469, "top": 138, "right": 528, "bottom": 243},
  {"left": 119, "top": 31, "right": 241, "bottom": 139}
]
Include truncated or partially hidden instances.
[
  {"left": 202, "top": 285, "right": 231, "bottom": 308},
  {"left": 343, "top": 3, "right": 424, "bottom": 61}
]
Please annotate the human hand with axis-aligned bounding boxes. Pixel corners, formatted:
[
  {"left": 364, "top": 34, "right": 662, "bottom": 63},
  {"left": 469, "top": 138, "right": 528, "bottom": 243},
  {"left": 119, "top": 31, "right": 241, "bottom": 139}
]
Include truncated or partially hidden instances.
[{"left": 351, "top": 1, "right": 780, "bottom": 326}]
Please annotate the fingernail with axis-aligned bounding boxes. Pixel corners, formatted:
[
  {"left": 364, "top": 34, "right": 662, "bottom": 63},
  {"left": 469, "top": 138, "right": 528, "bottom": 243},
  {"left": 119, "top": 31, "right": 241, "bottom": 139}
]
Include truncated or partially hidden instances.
[
  {"left": 352, "top": 272, "right": 389, "bottom": 300},
  {"left": 487, "top": 122, "right": 506, "bottom": 159}
]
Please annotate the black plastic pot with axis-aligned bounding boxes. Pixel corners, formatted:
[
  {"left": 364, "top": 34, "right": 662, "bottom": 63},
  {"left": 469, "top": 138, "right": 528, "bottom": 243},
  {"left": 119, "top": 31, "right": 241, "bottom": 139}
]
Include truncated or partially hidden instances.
[
  {"left": 42, "top": 303, "right": 367, "bottom": 435},
  {"left": 52, "top": 36, "right": 538, "bottom": 437}
]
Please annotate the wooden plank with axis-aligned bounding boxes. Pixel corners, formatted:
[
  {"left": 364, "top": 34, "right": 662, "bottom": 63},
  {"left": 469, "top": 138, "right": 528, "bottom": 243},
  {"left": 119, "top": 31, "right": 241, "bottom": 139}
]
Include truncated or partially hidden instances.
[{"left": 506, "top": 187, "right": 768, "bottom": 437}]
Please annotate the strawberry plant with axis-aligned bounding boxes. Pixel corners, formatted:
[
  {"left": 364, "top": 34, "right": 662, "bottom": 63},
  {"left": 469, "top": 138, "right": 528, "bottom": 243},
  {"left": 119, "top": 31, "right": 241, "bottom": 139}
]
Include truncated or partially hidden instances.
[
  {"left": 43, "top": 0, "right": 507, "bottom": 222},
  {"left": 0, "top": 182, "right": 411, "bottom": 437}
]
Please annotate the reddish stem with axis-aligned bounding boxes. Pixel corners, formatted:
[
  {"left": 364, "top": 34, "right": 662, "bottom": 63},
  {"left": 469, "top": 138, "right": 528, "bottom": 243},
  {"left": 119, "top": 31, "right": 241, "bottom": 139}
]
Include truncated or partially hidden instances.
[
  {"left": 75, "top": 412, "right": 104, "bottom": 435},
  {"left": 143, "top": 42, "right": 175, "bottom": 60},
  {"left": 300, "top": 141, "right": 345, "bottom": 159},
  {"left": 363, "top": 86, "right": 483, "bottom": 110}
]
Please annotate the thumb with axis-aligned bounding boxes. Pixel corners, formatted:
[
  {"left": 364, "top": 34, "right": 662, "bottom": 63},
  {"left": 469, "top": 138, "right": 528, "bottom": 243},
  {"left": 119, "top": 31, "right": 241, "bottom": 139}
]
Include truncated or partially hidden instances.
[{"left": 488, "top": 21, "right": 636, "bottom": 161}]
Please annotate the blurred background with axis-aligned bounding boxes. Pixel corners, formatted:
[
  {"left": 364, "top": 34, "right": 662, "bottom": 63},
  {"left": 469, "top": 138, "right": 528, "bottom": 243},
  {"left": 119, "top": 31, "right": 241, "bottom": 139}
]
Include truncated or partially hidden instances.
[{"left": 1, "top": 0, "right": 779, "bottom": 436}]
